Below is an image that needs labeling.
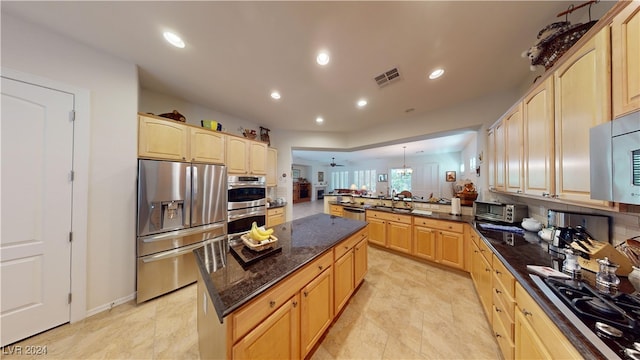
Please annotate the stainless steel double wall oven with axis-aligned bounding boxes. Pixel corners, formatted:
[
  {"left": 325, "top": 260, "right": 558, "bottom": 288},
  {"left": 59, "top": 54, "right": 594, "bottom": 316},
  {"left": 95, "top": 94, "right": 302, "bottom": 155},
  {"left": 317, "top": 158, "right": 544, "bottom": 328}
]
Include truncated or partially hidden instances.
[{"left": 227, "top": 175, "right": 266, "bottom": 241}]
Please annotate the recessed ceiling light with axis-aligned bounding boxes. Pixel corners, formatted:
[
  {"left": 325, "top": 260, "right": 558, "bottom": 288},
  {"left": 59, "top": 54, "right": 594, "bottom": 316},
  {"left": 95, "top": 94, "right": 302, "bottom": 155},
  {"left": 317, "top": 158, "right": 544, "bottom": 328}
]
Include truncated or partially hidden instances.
[
  {"left": 429, "top": 68, "right": 445, "bottom": 80},
  {"left": 270, "top": 91, "right": 281, "bottom": 100},
  {"left": 163, "top": 31, "right": 185, "bottom": 48},
  {"left": 316, "top": 51, "right": 330, "bottom": 66},
  {"left": 316, "top": 117, "right": 324, "bottom": 124},
  {"left": 357, "top": 99, "right": 367, "bottom": 108}
]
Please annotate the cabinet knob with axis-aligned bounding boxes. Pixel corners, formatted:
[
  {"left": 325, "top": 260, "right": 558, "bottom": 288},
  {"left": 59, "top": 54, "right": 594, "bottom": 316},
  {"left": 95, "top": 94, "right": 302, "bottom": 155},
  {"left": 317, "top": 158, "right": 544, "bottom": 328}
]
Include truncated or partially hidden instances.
[
  {"left": 495, "top": 307, "right": 502, "bottom": 313},
  {"left": 303, "top": 291, "right": 308, "bottom": 297},
  {"left": 292, "top": 301, "right": 298, "bottom": 308},
  {"left": 542, "top": 192, "right": 550, "bottom": 197},
  {"left": 495, "top": 332, "right": 501, "bottom": 338},
  {"left": 269, "top": 300, "right": 276, "bottom": 308},
  {"left": 495, "top": 270, "right": 502, "bottom": 275},
  {"left": 485, "top": 268, "right": 491, "bottom": 272},
  {"left": 494, "top": 288, "right": 502, "bottom": 294},
  {"left": 522, "top": 309, "right": 532, "bottom": 316},
  {"left": 182, "top": 157, "right": 186, "bottom": 161},
  {"left": 318, "top": 265, "right": 323, "bottom": 270}
]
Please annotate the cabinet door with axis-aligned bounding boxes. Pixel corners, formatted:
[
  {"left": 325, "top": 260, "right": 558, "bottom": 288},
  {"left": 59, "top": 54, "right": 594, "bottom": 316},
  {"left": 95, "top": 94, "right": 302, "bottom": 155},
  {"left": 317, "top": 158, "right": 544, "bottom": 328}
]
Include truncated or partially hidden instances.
[
  {"left": 474, "top": 246, "right": 493, "bottom": 319},
  {"left": 366, "top": 217, "right": 386, "bottom": 246},
  {"left": 249, "top": 141, "right": 267, "bottom": 175},
  {"left": 494, "top": 121, "right": 506, "bottom": 191},
  {"left": 300, "top": 268, "right": 333, "bottom": 358},
  {"left": 515, "top": 309, "right": 551, "bottom": 360},
  {"left": 267, "top": 148, "right": 278, "bottom": 187},
  {"left": 334, "top": 250, "right": 354, "bottom": 315},
  {"left": 438, "top": 230, "right": 464, "bottom": 270},
  {"left": 553, "top": 27, "right": 611, "bottom": 206},
  {"left": 412, "top": 226, "right": 436, "bottom": 261},
  {"left": 227, "top": 137, "right": 248, "bottom": 174},
  {"left": 523, "top": 77, "right": 555, "bottom": 197},
  {"left": 189, "top": 128, "right": 225, "bottom": 164},
  {"left": 138, "top": 115, "right": 188, "bottom": 161},
  {"left": 232, "top": 295, "right": 300, "bottom": 360},
  {"left": 487, "top": 128, "right": 496, "bottom": 191},
  {"left": 354, "top": 238, "right": 368, "bottom": 286},
  {"left": 387, "top": 221, "right": 412, "bottom": 254},
  {"left": 504, "top": 103, "right": 523, "bottom": 193},
  {"left": 612, "top": 1, "right": 640, "bottom": 117}
]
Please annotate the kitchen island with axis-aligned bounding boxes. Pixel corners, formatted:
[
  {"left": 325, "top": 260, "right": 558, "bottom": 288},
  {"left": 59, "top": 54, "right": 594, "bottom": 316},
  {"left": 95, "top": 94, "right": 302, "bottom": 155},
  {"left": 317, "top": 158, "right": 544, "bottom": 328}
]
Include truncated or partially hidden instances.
[{"left": 193, "top": 213, "right": 368, "bottom": 359}]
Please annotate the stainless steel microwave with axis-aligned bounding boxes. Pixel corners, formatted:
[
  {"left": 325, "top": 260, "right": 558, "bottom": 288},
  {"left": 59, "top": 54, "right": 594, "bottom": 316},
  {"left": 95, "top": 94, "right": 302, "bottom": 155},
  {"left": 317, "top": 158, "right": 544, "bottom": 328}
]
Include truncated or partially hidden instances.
[
  {"left": 590, "top": 110, "right": 640, "bottom": 205},
  {"left": 473, "top": 201, "right": 528, "bottom": 223}
]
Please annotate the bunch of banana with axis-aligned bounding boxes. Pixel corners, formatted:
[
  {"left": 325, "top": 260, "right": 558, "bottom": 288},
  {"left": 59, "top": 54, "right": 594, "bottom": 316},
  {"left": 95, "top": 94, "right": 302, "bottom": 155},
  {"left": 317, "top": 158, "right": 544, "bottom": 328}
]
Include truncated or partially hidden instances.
[{"left": 249, "top": 222, "right": 274, "bottom": 243}]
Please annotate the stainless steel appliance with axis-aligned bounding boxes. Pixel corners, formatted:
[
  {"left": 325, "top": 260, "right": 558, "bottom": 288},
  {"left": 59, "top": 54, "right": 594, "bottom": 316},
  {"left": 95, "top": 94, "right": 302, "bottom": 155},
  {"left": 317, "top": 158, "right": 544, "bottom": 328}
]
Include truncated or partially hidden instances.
[
  {"left": 547, "top": 209, "right": 610, "bottom": 245},
  {"left": 227, "top": 175, "right": 266, "bottom": 241},
  {"left": 590, "top": 110, "right": 640, "bottom": 205},
  {"left": 473, "top": 201, "right": 528, "bottom": 223},
  {"left": 136, "top": 159, "right": 227, "bottom": 303},
  {"left": 342, "top": 206, "right": 365, "bottom": 221}
]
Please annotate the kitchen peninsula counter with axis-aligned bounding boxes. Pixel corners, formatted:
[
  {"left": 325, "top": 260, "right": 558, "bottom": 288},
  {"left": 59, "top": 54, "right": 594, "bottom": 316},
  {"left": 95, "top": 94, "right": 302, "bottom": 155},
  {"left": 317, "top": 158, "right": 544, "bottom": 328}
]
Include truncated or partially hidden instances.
[{"left": 193, "top": 213, "right": 367, "bottom": 322}]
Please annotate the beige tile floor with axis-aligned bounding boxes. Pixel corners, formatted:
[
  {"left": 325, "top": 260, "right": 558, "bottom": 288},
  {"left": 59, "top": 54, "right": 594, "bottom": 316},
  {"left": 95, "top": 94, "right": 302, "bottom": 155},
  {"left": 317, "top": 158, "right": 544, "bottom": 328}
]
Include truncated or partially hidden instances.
[{"left": 3, "top": 203, "right": 500, "bottom": 359}]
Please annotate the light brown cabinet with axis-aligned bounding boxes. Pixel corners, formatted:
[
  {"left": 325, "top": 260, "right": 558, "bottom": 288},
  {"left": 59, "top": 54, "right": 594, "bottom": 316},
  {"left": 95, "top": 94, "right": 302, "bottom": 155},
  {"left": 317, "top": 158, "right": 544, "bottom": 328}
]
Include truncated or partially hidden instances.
[
  {"left": 494, "top": 120, "right": 506, "bottom": 191},
  {"left": 138, "top": 114, "right": 189, "bottom": 161},
  {"left": 266, "top": 207, "right": 285, "bottom": 227},
  {"left": 266, "top": 147, "right": 278, "bottom": 187},
  {"left": 504, "top": 103, "right": 523, "bottom": 194},
  {"left": 300, "top": 267, "right": 333, "bottom": 358},
  {"left": 471, "top": 238, "right": 493, "bottom": 319},
  {"left": 487, "top": 128, "right": 496, "bottom": 191},
  {"left": 293, "top": 182, "right": 311, "bottom": 204},
  {"left": 189, "top": 127, "right": 225, "bottom": 164},
  {"left": 412, "top": 218, "right": 464, "bottom": 270},
  {"left": 523, "top": 77, "right": 555, "bottom": 197},
  {"left": 329, "top": 204, "right": 344, "bottom": 217},
  {"left": 226, "top": 136, "right": 267, "bottom": 175},
  {"left": 333, "top": 228, "right": 368, "bottom": 315},
  {"left": 354, "top": 238, "right": 368, "bottom": 286},
  {"left": 232, "top": 294, "right": 300, "bottom": 360},
  {"left": 492, "top": 255, "right": 516, "bottom": 360},
  {"left": 553, "top": 26, "right": 611, "bottom": 206},
  {"left": 612, "top": 1, "right": 640, "bottom": 118},
  {"left": 365, "top": 210, "right": 412, "bottom": 253}
]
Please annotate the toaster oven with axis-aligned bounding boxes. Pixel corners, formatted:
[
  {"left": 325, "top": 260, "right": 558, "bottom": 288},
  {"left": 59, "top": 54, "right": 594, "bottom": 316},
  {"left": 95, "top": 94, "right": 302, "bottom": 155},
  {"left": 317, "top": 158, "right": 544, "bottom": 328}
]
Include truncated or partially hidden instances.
[{"left": 473, "top": 201, "right": 528, "bottom": 223}]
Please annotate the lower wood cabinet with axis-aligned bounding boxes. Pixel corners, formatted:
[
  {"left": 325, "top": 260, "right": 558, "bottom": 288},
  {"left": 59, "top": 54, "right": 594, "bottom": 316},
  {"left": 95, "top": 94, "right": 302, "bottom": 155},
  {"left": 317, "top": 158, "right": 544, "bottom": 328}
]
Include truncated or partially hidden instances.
[
  {"left": 334, "top": 228, "right": 368, "bottom": 315},
  {"left": 267, "top": 207, "right": 285, "bottom": 227},
  {"left": 365, "top": 210, "right": 412, "bottom": 253},
  {"left": 334, "top": 248, "right": 354, "bottom": 315},
  {"left": 412, "top": 218, "right": 464, "bottom": 270},
  {"left": 354, "top": 238, "right": 368, "bottom": 285},
  {"left": 329, "top": 204, "right": 344, "bottom": 217},
  {"left": 232, "top": 295, "right": 300, "bottom": 360},
  {"left": 300, "top": 267, "right": 333, "bottom": 357}
]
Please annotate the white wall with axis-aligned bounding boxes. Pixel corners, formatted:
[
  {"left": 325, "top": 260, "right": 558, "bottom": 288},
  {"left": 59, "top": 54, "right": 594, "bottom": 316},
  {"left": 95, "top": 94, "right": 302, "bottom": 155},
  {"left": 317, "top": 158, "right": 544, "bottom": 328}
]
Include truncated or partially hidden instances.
[{"left": 2, "top": 15, "right": 138, "bottom": 312}]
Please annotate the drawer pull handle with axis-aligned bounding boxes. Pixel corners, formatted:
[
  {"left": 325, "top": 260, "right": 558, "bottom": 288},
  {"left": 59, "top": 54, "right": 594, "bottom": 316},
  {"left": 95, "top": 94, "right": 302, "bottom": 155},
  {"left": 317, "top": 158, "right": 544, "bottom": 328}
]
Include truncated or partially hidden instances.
[
  {"left": 303, "top": 291, "right": 308, "bottom": 297},
  {"left": 495, "top": 270, "right": 502, "bottom": 275},
  {"left": 318, "top": 265, "right": 323, "bottom": 270},
  {"left": 269, "top": 300, "right": 276, "bottom": 308},
  {"left": 495, "top": 307, "right": 502, "bottom": 313},
  {"left": 522, "top": 309, "right": 532, "bottom": 316},
  {"left": 292, "top": 301, "right": 298, "bottom": 308},
  {"left": 495, "top": 288, "right": 502, "bottom": 294},
  {"left": 485, "top": 268, "right": 491, "bottom": 272},
  {"left": 495, "top": 332, "right": 501, "bottom": 338}
]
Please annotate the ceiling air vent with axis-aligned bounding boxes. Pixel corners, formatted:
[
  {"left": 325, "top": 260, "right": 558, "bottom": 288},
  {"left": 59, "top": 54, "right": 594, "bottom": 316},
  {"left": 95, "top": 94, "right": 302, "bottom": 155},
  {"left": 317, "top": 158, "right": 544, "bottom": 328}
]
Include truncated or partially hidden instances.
[{"left": 374, "top": 67, "right": 401, "bottom": 88}]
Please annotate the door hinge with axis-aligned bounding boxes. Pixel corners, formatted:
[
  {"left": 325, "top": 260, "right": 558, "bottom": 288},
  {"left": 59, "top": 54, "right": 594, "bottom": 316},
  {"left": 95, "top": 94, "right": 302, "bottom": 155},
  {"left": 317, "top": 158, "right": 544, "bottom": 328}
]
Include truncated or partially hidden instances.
[
  {"left": 69, "top": 110, "right": 75, "bottom": 122},
  {"left": 69, "top": 170, "right": 74, "bottom": 181},
  {"left": 68, "top": 293, "right": 72, "bottom": 304},
  {"left": 69, "top": 232, "right": 73, "bottom": 242}
]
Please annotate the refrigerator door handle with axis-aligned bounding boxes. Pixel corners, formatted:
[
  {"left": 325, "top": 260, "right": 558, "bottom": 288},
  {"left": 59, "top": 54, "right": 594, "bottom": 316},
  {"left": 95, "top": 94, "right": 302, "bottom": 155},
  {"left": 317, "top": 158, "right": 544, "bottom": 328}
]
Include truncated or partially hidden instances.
[
  {"left": 185, "top": 164, "right": 193, "bottom": 227},
  {"left": 140, "top": 223, "right": 226, "bottom": 243},
  {"left": 142, "top": 236, "right": 226, "bottom": 263}
]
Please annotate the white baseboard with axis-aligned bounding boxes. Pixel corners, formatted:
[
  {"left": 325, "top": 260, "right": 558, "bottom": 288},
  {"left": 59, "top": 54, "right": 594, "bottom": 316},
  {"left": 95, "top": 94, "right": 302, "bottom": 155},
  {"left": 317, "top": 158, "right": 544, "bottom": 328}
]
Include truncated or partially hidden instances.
[{"left": 85, "top": 292, "right": 136, "bottom": 318}]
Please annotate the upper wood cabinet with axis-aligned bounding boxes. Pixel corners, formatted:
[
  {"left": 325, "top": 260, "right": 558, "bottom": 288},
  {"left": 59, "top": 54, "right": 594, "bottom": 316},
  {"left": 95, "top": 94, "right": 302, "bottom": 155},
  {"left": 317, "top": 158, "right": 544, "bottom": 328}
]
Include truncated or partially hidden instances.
[
  {"left": 138, "top": 114, "right": 189, "bottom": 161},
  {"left": 553, "top": 26, "right": 611, "bottom": 206},
  {"left": 523, "top": 77, "right": 555, "bottom": 197},
  {"left": 266, "top": 147, "right": 278, "bottom": 187},
  {"left": 612, "top": 1, "right": 640, "bottom": 118},
  {"left": 189, "top": 127, "right": 225, "bottom": 164},
  {"left": 504, "top": 103, "right": 523, "bottom": 194},
  {"left": 487, "top": 128, "right": 496, "bottom": 191},
  {"left": 494, "top": 121, "right": 506, "bottom": 191},
  {"left": 226, "top": 136, "right": 268, "bottom": 175}
]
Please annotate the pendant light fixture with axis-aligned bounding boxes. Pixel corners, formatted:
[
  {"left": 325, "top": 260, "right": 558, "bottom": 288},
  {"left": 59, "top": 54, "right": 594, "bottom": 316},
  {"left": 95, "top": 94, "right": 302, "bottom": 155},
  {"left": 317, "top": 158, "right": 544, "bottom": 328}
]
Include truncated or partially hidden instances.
[{"left": 399, "top": 146, "right": 413, "bottom": 177}]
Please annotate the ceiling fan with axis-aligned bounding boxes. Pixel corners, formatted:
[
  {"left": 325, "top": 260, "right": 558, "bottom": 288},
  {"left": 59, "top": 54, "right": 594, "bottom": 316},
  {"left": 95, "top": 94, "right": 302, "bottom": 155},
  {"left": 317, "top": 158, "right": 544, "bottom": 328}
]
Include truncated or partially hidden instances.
[{"left": 329, "top": 157, "right": 344, "bottom": 167}]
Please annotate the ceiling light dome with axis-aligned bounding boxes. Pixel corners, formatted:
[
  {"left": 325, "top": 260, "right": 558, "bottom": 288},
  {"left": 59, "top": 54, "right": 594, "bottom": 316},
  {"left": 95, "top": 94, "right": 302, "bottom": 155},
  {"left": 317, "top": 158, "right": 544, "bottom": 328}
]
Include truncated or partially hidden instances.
[
  {"left": 270, "top": 91, "right": 281, "bottom": 100},
  {"left": 163, "top": 31, "right": 185, "bottom": 48},
  {"left": 316, "top": 117, "right": 324, "bottom": 124},
  {"left": 429, "top": 68, "right": 445, "bottom": 80},
  {"left": 316, "top": 51, "right": 330, "bottom": 66},
  {"left": 357, "top": 99, "right": 367, "bottom": 108}
]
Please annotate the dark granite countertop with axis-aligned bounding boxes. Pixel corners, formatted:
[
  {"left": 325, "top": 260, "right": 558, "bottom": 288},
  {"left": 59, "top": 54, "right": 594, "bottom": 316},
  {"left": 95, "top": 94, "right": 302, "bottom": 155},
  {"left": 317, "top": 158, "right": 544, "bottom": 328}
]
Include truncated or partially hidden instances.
[
  {"left": 267, "top": 203, "right": 286, "bottom": 209},
  {"left": 193, "top": 213, "right": 367, "bottom": 323},
  {"left": 475, "top": 222, "right": 631, "bottom": 360}
]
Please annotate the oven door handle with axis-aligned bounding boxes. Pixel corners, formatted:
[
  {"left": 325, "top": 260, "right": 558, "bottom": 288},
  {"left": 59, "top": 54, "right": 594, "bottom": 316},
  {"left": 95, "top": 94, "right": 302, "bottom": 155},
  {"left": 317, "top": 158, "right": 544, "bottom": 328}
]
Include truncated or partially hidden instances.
[
  {"left": 228, "top": 209, "right": 266, "bottom": 221},
  {"left": 141, "top": 236, "right": 226, "bottom": 263},
  {"left": 228, "top": 183, "right": 265, "bottom": 189}
]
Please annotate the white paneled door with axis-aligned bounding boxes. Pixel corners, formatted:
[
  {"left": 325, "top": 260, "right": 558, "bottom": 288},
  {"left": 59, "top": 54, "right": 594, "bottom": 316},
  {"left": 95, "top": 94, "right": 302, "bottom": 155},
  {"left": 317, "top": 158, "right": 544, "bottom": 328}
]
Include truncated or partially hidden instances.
[{"left": 1, "top": 77, "right": 74, "bottom": 346}]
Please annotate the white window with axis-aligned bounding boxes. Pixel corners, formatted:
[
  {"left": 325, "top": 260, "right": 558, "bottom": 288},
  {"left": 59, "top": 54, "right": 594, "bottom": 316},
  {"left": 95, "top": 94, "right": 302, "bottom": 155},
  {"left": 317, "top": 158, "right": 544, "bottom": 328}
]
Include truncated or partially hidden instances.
[
  {"left": 353, "top": 169, "right": 376, "bottom": 193},
  {"left": 331, "top": 171, "right": 349, "bottom": 190},
  {"left": 390, "top": 168, "right": 412, "bottom": 194}
]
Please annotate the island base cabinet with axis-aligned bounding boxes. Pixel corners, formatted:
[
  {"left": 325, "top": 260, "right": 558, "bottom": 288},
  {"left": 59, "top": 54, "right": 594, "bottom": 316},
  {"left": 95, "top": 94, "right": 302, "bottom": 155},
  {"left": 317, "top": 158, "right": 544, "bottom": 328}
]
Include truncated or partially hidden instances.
[
  {"left": 197, "top": 277, "right": 228, "bottom": 360},
  {"left": 515, "top": 309, "right": 551, "bottom": 360},
  {"left": 232, "top": 294, "right": 301, "bottom": 360},
  {"left": 301, "top": 268, "right": 333, "bottom": 358},
  {"left": 354, "top": 238, "right": 368, "bottom": 286},
  {"left": 334, "top": 250, "right": 354, "bottom": 315}
]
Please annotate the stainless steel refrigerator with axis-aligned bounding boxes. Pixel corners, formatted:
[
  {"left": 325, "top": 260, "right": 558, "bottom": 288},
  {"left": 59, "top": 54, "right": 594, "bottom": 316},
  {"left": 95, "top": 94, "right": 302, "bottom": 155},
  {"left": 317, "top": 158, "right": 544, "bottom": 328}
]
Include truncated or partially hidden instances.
[{"left": 136, "top": 159, "right": 227, "bottom": 303}]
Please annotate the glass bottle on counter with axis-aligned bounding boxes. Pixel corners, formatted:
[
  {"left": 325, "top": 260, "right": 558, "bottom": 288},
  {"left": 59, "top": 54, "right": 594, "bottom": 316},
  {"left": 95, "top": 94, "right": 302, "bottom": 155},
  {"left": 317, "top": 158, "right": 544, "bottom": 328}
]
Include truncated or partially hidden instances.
[
  {"left": 562, "top": 248, "right": 582, "bottom": 279},
  {"left": 595, "top": 257, "right": 620, "bottom": 294}
]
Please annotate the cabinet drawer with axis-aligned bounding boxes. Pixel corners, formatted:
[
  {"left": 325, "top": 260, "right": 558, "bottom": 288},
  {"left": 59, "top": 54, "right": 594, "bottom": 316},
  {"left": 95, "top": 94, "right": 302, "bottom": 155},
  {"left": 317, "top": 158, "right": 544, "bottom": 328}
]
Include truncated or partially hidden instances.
[
  {"left": 478, "top": 239, "right": 493, "bottom": 265},
  {"left": 413, "top": 218, "right": 463, "bottom": 233},
  {"left": 268, "top": 207, "right": 284, "bottom": 216},
  {"left": 493, "top": 289, "right": 515, "bottom": 337},
  {"left": 334, "top": 228, "right": 367, "bottom": 260},
  {"left": 493, "top": 308, "right": 515, "bottom": 360},
  {"left": 231, "top": 251, "right": 332, "bottom": 342},
  {"left": 366, "top": 210, "right": 412, "bottom": 224},
  {"left": 493, "top": 255, "right": 515, "bottom": 299},
  {"left": 515, "top": 283, "right": 581, "bottom": 359},
  {"left": 493, "top": 279, "right": 515, "bottom": 323}
]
